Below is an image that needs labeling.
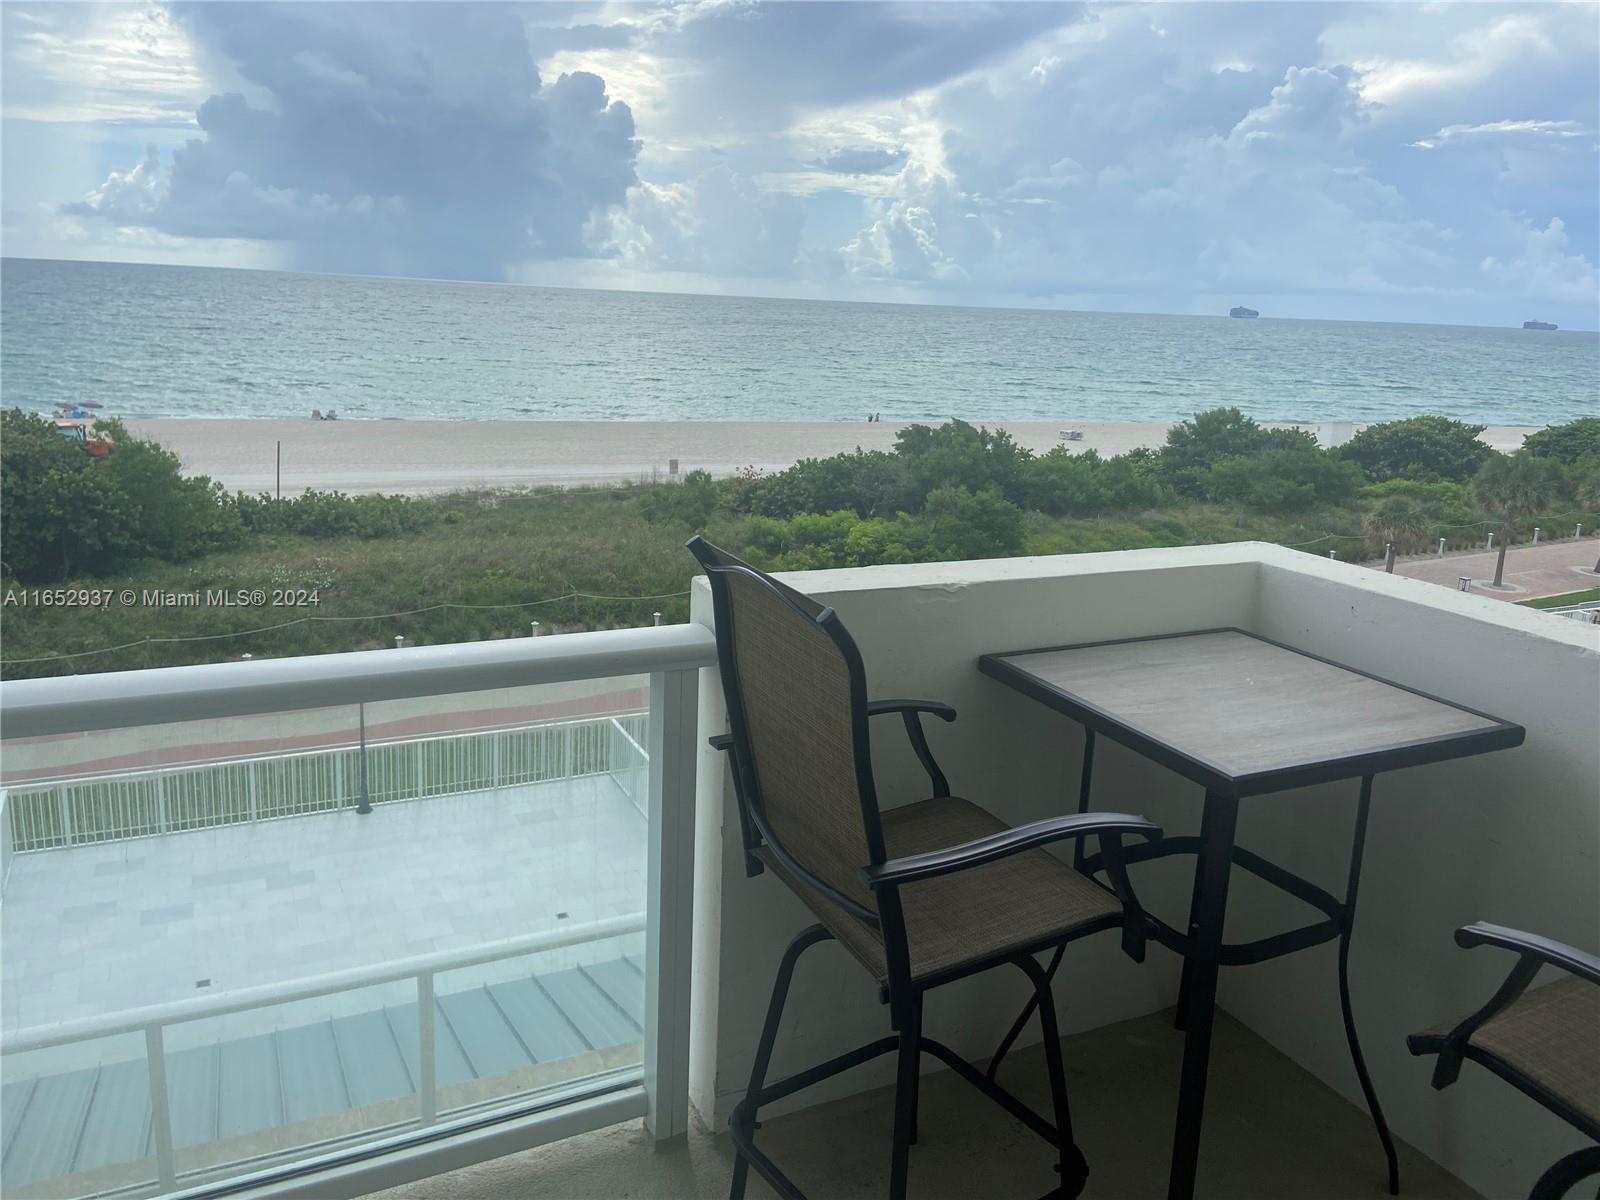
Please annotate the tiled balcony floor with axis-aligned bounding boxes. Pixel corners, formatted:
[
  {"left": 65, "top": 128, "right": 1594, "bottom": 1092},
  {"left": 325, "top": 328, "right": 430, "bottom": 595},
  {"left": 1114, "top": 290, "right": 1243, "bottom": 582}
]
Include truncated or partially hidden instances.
[
  {"left": 371, "top": 1009, "right": 1486, "bottom": 1200},
  {"left": 1, "top": 776, "right": 646, "bottom": 1036}
]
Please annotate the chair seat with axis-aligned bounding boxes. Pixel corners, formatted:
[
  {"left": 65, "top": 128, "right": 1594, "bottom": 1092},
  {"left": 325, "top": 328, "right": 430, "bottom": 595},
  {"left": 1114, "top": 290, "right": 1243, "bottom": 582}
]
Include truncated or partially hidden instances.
[
  {"left": 1451, "top": 975, "right": 1600, "bottom": 1131},
  {"left": 758, "top": 796, "right": 1123, "bottom": 987}
]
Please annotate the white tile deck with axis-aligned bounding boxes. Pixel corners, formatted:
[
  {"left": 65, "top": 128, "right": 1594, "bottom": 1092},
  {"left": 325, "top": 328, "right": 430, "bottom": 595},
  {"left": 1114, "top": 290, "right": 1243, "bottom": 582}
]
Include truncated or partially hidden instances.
[{"left": 1, "top": 776, "right": 647, "bottom": 1037}]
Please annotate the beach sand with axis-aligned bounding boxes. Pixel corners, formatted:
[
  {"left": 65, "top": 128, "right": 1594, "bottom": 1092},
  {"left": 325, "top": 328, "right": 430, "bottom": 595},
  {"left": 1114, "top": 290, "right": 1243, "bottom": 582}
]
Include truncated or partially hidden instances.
[{"left": 129, "top": 418, "right": 1540, "bottom": 496}]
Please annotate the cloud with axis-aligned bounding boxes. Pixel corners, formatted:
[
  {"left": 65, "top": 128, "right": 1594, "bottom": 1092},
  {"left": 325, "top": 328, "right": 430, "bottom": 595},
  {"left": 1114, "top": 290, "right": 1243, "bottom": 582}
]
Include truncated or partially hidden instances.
[
  {"left": 1, "top": 4, "right": 204, "bottom": 124},
  {"left": 10, "top": 1, "right": 1599, "bottom": 325},
  {"left": 62, "top": 3, "right": 640, "bottom": 279},
  {"left": 1412, "top": 119, "right": 1592, "bottom": 150},
  {"left": 811, "top": 146, "right": 909, "bottom": 175},
  {"left": 593, "top": 164, "right": 803, "bottom": 277},
  {"left": 1480, "top": 217, "right": 1598, "bottom": 305},
  {"left": 819, "top": 3, "right": 1598, "bottom": 321}
]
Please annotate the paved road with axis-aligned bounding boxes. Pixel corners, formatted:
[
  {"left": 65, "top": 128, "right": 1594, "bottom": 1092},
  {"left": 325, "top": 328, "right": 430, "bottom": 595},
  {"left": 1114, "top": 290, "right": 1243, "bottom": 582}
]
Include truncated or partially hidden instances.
[{"left": 1385, "top": 537, "right": 1600, "bottom": 601}]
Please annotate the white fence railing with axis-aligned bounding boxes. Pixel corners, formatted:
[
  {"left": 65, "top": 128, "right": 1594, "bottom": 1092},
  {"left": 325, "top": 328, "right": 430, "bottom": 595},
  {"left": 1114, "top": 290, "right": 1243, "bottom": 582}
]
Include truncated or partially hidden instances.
[
  {"left": 4, "top": 711, "right": 651, "bottom": 854},
  {"left": 608, "top": 715, "right": 649, "bottom": 817}
]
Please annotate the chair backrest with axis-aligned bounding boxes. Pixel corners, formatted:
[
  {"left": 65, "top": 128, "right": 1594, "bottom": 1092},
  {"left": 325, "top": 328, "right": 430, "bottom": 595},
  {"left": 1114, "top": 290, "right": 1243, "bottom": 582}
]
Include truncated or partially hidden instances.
[{"left": 689, "top": 537, "right": 886, "bottom": 919}]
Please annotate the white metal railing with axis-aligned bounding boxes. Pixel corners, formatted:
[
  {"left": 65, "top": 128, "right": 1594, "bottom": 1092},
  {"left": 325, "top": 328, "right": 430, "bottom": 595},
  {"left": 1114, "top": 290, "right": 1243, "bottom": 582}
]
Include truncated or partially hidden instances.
[
  {"left": 4, "top": 710, "right": 652, "bottom": 853},
  {"left": 0, "top": 790, "right": 12, "bottom": 896},
  {"left": 608, "top": 715, "right": 649, "bottom": 817},
  {"left": 0, "top": 623, "right": 714, "bottom": 1195},
  {"left": 0, "top": 623, "right": 714, "bottom": 739},
  {"left": 1547, "top": 601, "right": 1600, "bottom": 623}
]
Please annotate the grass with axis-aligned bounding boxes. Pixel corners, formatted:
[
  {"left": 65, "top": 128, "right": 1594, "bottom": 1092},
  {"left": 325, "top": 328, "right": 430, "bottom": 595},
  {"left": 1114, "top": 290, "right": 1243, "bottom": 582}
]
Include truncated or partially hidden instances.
[
  {"left": 1, "top": 487, "right": 707, "bottom": 678},
  {"left": 1518, "top": 587, "right": 1600, "bottom": 609}
]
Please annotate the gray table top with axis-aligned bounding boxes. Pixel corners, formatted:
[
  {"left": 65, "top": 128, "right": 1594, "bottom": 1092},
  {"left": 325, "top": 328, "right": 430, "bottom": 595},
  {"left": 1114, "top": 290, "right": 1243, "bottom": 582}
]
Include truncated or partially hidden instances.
[{"left": 980, "top": 628, "right": 1524, "bottom": 797}]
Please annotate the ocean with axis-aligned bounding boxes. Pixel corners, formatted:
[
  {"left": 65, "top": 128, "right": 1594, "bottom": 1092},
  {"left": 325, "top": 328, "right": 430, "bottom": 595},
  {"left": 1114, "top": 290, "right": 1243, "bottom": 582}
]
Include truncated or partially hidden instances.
[{"left": 3, "top": 257, "right": 1595, "bottom": 427}]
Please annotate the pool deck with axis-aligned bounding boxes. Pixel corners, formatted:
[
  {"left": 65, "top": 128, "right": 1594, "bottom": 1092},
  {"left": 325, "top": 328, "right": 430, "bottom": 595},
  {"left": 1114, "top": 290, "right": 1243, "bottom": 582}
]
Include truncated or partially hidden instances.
[{"left": 1, "top": 776, "right": 646, "bottom": 1037}]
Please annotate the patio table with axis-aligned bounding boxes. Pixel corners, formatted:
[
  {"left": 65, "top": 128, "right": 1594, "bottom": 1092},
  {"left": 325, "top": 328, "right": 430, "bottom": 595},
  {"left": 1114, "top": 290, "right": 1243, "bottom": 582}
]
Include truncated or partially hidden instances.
[{"left": 978, "top": 628, "right": 1525, "bottom": 1200}]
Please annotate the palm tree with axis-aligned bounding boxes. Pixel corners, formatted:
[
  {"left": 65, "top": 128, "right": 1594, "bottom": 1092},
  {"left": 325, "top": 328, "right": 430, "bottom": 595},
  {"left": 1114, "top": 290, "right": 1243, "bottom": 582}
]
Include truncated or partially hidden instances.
[
  {"left": 1363, "top": 495, "right": 1433, "bottom": 561},
  {"left": 1471, "top": 453, "right": 1567, "bottom": 588}
]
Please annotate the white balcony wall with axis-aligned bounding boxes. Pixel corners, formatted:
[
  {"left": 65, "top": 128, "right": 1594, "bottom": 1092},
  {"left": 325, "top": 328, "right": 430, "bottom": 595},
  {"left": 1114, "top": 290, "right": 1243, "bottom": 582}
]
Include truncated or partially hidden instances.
[
  {"left": 689, "top": 545, "right": 1264, "bottom": 1127},
  {"left": 1230, "top": 551, "right": 1599, "bottom": 1199},
  {"left": 688, "top": 543, "right": 1599, "bottom": 1200}
]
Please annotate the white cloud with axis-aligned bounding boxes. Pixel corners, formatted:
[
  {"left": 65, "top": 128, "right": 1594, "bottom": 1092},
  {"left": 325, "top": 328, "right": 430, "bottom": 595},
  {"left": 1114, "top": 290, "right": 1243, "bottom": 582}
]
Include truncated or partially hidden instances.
[
  {"left": 592, "top": 164, "right": 803, "bottom": 277},
  {"left": 2, "top": 4, "right": 204, "bottom": 125},
  {"left": 1413, "top": 118, "right": 1592, "bottom": 149}
]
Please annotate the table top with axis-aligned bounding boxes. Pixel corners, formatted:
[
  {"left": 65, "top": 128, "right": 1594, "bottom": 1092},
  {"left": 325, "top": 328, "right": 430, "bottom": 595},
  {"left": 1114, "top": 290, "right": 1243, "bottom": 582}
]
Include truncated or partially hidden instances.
[{"left": 979, "top": 628, "right": 1524, "bottom": 797}]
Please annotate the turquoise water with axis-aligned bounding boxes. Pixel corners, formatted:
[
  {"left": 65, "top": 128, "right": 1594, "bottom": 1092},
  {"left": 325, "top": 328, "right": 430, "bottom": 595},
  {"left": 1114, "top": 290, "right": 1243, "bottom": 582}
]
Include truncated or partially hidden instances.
[{"left": 3, "top": 257, "right": 1595, "bottom": 425}]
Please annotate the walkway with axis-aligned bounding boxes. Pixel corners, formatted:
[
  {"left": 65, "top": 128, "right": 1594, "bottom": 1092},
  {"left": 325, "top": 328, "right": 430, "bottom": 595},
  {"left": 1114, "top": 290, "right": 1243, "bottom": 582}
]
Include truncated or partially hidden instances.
[{"left": 1387, "top": 537, "right": 1599, "bottom": 601}]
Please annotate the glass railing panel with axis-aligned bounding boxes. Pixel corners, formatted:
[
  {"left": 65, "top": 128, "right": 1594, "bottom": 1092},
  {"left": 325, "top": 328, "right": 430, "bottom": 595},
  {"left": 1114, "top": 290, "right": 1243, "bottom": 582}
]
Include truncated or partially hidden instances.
[
  {"left": 430, "top": 929, "right": 646, "bottom": 1118},
  {"left": 1, "top": 671, "right": 653, "bottom": 1198},
  {"left": 161, "top": 980, "right": 419, "bottom": 1187},
  {"left": 0, "top": 1032, "right": 155, "bottom": 1198}
]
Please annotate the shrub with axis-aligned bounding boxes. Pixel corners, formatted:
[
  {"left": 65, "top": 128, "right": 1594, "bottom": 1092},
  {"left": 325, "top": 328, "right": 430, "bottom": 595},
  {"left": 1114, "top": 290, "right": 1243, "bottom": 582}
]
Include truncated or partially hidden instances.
[
  {"left": 748, "top": 451, "right": 916, "bottom": 519},
  {"left": 1157, "top": 408, "right": 1315, "bottom": 498},
  {"left": 233, "top": 489, "right": 440, "bottom": 539},
  {"left": 1339, "top": 416, "right": 1491, "bottom": 483},
  {"left": 922, "top": 486, "right": 1025, "bottom": 560},
  {"left": 1204, "top": 448, "right": 1362, "bottom": 512},
  {"left": 1522, "top": 417, "right": 1600, "bottom": 465},
  {"left": 1357, "top": 479, "right": 1475, "bottom": 529},
  {"left": 1022, "top": 448, "right": 1172, "bottom": 515},
  {"left": 0, "top": 408, "right": 242, "bottom": 581},
  {"left": 895, "top": 420, "right": 1031, "bottom": 506},
  {"left": 639, "top": 469, "right": 723, "bottom": 528}
]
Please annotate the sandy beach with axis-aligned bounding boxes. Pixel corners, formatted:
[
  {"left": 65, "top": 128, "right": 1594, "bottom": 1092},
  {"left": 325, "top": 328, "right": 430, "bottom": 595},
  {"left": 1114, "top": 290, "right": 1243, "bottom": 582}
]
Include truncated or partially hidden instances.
[{"left": 128, "top": 418, "right": 1541, "bottom": 496}]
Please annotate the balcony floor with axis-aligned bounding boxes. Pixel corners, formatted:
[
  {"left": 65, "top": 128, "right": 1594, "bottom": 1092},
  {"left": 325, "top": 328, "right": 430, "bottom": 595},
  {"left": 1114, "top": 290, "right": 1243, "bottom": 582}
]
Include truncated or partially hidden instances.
[
  {"left": 2, "top": 776, "right": 645, "bottom": 1036},
  {"left": 370, "top": 1009, "right": 1485, "bottom": 1200}
]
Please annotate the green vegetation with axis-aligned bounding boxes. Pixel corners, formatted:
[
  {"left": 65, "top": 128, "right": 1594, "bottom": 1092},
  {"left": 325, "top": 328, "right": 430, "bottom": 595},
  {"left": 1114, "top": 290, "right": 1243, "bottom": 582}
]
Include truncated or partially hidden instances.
[
  {"left": 1338, "top": 415, "right": 1493, "bottom": 483},
  {"left": 1522, "top": 417, "right": 1600, "bottom": 465},
  {"left": 1518, "top": 588, "right": 1600, "bottom": 610},
  {"left": 4, "top": 408, "right": 1597, "bottom": 679}
]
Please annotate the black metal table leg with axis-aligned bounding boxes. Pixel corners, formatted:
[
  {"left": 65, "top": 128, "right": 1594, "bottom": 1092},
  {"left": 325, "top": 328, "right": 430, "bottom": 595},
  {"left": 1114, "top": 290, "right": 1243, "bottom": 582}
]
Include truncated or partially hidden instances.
[
  {"left": 1173, "top": 844, "right": 1210, "bottom": 1033},
  {"left": 991, "top": 728, "right": 1095, "bottom": 1082},
  {"left": 1167, "top": 793, "right": 1239, "bottom": 1200},
  {"left": 1072, "top": 728, "right": 1096, "bottom": 871},
  {"left": 1339, "top": 775, "right": 1400, "bottom": 1195}
]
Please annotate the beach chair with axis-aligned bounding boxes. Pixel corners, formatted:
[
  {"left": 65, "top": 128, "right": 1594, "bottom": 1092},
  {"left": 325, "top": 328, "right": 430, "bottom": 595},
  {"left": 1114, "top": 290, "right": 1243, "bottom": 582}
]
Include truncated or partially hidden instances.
[
  {"left": 689, "top": 536, "right": 1161, "bottom": 1200},
  {"left": 1408, "top": 923, "right": 1599, "bottom": 1199}
]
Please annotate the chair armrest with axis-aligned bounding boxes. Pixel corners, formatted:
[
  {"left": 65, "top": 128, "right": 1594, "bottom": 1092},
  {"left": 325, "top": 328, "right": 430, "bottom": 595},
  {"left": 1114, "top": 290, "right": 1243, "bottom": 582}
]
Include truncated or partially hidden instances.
[
  {"left": 1456, "top": 923, "right": 1600, "bottom": 985},
  {"left": 860, "top": 812, "right": 1160, "bottom": 888},
  {"left": 866, "top": 699, "right": 957, "bottom": 723},
  {"left": 867, "top": 699, "right": 956, "bottom": 797}
]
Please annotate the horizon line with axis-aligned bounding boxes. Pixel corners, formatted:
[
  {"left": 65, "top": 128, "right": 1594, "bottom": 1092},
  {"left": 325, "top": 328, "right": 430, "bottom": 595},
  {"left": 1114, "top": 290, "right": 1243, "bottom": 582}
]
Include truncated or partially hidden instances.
[{"left": 4, "top": 254, "right": 1596, "bottom": 335}]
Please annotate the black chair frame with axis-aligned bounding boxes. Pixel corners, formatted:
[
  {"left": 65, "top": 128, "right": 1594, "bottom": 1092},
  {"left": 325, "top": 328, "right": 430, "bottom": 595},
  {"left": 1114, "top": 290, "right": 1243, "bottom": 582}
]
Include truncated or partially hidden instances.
[
  {"left": 1407, "top": 923, "right": 1600, "bottom": 1200},
  {"left": 693, "top": 539, "right": 1160, "bottom": 1200}
]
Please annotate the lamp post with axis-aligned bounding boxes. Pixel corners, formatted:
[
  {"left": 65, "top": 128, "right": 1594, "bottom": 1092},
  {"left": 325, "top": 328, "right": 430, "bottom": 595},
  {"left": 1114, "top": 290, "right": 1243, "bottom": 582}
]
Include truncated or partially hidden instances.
[{"left": 356, "top": 703, "right": 372, "bottom": 816}]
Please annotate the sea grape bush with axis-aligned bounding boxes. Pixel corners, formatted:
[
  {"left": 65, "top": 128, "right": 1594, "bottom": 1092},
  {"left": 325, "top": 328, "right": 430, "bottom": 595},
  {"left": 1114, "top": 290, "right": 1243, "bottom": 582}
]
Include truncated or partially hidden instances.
[
  {"left": 1, "top": 410, "right": 243, "bottom": 581},
  {"left": 1338, "top": 415, "right": 1493, "bottom": 483},
  {"left": 1522, "top": 417, "right": 1600, "bottom": 465},
  {"left": 2, "top": 408, "right": 438, "bottom": 582}
]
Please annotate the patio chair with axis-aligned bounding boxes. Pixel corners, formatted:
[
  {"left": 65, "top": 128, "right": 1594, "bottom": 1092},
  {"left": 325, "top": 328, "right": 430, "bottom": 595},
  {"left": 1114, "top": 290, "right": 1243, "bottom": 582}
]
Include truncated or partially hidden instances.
[
  {"left": 688, "top": 537, "right": 1162, "bottom": 1200},
  {"left": 1407, "top": 923, "right": 1600, "bottom": 1200}
]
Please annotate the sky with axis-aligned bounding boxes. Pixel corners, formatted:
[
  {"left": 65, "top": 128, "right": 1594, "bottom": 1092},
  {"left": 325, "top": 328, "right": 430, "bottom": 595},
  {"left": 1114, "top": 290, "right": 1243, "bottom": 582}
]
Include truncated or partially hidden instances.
[{"left": 2, "top": 1, "right": 1598, "bottom": 329}]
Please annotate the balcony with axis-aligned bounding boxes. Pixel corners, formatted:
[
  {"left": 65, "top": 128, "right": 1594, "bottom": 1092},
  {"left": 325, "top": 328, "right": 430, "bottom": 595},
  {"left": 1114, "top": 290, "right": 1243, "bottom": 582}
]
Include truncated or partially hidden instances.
[{"left": 1, "top": 543, "right": 1595, "bottom": 1200}]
